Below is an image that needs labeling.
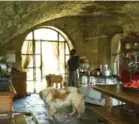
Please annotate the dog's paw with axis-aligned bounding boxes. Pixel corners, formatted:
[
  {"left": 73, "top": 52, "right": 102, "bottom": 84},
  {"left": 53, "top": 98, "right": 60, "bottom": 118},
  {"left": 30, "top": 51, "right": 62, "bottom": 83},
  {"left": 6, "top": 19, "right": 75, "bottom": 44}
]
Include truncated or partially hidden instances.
[
  {"left": 76, "top": 116, "right": 81, "bottom": 119},
  {"left": 65, "top": 115, "right": 69, "bottom": 118},
  {"left": 69, "top": 112, "right": 75, "bottom": 116},
  {"left": 48, "top": 116, "right": 53, "bottom": 120},
  {"left": 76, "top": 115, "right": 81, "bottom": 119},
  {"left": 48, "top": 117, "right": 53, "bottom": 120},
  {"left": 69, "top": 113, "right": 73, "bottom": 116}
]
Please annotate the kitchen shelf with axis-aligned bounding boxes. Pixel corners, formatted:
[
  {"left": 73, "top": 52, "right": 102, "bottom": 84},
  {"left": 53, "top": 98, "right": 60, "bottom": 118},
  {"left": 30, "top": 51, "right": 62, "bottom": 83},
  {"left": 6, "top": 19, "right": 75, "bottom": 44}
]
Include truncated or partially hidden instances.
[{"left": 120, "top": 35, "right": 139, "bottom": 82}]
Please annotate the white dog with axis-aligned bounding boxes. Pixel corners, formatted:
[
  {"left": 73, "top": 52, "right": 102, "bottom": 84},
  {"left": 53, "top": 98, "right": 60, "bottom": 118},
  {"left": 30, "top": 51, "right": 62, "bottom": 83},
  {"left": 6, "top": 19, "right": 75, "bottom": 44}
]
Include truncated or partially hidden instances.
[{"left": 39, "top": 87, "right": 85, "bottom": 119}]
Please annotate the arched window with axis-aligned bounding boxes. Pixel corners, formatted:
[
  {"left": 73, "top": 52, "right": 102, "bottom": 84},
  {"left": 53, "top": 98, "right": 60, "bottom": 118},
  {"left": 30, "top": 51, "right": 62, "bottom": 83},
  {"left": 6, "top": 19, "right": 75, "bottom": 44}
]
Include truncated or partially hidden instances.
[{"left": 21, "top": 27, "right": 73, "bottom": 93}]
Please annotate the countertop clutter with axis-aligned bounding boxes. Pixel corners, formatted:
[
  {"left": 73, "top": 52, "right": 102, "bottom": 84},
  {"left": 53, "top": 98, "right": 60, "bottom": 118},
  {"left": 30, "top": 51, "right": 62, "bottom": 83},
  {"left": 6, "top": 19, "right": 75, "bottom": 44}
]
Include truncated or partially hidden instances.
[
  {"left": 79, "top": 65, "right": 120, "bottom": 106},
  {"left": 79, "top": 75, "right": 119, "bottom": 86},
  {"left": 79, "top": 62, "right": 120, "bottom": 86}
]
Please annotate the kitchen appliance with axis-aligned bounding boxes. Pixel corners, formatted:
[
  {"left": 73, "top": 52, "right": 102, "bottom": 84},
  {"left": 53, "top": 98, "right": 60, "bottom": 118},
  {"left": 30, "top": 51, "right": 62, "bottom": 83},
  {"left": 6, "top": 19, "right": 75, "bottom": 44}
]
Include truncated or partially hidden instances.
[{"left": 100, "top": 64, "right": 112, "bottom": 77}]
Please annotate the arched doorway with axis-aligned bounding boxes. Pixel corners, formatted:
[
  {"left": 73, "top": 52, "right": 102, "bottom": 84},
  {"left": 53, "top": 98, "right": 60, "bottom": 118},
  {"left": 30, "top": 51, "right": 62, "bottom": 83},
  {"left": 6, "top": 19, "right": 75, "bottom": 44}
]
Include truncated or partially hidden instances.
[
  {"left": 111, "top": 33, "right": 123, "bottom": 75},
  {"left": 21, "top": 27, "right": 73, "bottom": 93}
]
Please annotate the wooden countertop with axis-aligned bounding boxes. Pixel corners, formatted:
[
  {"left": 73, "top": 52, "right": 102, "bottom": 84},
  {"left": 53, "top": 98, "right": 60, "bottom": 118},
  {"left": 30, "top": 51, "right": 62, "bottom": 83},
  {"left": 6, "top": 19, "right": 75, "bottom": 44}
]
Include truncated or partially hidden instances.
[
  {"left": 92, "top": 84, "right": 139, "bottom": 105},
  {"left": 88, "top": 105, "right": 139, "bottom": 124},
  {"left": 90, "top": 85, "right": 139, "bottom": 124}
]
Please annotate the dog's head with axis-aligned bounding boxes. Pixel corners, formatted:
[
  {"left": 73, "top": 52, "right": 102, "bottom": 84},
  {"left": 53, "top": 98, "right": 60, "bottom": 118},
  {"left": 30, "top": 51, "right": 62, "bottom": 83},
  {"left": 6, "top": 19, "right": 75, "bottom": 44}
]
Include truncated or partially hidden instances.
[
  {"left": 39, "top": 87, "right": 53, "bottom": 100},
  {"left": 50, "top": 88, "right": 70, "bottom": 101}
]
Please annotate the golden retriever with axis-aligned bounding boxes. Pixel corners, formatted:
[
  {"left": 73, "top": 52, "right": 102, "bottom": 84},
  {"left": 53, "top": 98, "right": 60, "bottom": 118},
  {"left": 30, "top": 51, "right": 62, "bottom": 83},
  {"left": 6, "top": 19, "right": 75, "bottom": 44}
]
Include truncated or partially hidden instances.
[{"left": 39, "top": 87, "right": 85, "bottom": 120}]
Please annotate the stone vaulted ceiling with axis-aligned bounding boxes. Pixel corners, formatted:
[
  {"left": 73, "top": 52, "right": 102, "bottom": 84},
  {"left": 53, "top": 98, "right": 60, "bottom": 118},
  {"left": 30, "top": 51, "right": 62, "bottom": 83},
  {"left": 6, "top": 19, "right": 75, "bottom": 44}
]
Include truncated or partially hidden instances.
[{"left": 0, "top": 1, "right": 139, "bottom": 45}]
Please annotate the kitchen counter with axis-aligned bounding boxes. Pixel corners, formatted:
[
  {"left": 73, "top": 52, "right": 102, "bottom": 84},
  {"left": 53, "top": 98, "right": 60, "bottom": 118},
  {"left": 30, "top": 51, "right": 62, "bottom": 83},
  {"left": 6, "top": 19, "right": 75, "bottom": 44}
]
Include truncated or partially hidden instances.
[
  {"left": 93, "top": 84, "right": 139, "bottom": 104},
  {"left": 90, "top": 84, "right": 139, "bottom": 124},
  {"left": 79, "top": 75, "right": 119, "bottom": 106}
]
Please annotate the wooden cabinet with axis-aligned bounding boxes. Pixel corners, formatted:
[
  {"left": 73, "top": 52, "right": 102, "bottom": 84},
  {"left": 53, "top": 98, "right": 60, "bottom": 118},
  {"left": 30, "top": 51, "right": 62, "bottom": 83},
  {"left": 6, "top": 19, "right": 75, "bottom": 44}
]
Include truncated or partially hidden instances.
[
  {"left": 121, "top": 39, "right": 139, "bottom": 72},
  {"left": 12, "top": 71, "right": 27, "bottom": 98},
  {"left": 0, "top": 78, "right": 16, "bottom": 113},
  {"left": 120, "top": 34, "right": 139, "bottom": 82}
]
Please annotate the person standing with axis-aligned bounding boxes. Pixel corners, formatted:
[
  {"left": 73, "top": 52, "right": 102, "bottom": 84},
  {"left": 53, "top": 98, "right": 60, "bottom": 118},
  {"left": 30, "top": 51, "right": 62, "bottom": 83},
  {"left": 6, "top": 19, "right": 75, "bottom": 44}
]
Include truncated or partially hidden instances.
[{"left": 67, "top": 49, "right": 85, "bottom": 87}]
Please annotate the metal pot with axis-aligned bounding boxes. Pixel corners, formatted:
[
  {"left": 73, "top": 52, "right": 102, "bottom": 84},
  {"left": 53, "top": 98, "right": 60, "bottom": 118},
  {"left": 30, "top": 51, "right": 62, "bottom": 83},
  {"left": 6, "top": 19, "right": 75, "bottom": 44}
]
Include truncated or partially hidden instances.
[
  {"left": 103, "top": 69, "right": 111, "bottom": 76},
  {"left": 100, "top": 64, "right": 108, "bottom": 72}
]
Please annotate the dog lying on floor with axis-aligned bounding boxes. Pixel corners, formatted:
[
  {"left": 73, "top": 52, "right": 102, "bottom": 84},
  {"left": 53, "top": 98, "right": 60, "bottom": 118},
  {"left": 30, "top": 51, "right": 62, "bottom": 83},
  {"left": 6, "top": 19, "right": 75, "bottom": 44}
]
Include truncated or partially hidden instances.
[{"left": 39, "top": 87, "right": 85, "bottom": 120}]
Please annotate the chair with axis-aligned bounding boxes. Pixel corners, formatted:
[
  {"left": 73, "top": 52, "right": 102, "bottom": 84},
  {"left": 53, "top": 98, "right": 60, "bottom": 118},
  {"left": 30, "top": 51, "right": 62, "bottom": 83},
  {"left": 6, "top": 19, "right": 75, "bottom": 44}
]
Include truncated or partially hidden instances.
[{"left": 46, "top": 74, "right": 63, "bottom": 88}]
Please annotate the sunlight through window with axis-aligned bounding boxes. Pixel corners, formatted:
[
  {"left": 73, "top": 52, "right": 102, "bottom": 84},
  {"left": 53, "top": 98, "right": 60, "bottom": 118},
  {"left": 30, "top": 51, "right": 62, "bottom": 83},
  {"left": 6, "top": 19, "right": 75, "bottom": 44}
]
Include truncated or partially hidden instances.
[
  {"left": 21, "top": 27, "right": 72, "bottom": 93},
  {"left": 34, "top": 28, "right": 58, "bottom": 40}
]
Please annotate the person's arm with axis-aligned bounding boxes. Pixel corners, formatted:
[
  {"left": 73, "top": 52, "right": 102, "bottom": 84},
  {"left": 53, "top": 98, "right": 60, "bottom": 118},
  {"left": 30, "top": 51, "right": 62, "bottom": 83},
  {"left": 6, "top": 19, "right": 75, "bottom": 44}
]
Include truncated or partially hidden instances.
[
  {"left": 66, "top": 60, "right": 70, "bottom": 71},
  {"left": 79, "top": 56, "right": 86, "bottom": 59},
  {"left": 66, "top": 65, "right": 69, "bottom": 72}
]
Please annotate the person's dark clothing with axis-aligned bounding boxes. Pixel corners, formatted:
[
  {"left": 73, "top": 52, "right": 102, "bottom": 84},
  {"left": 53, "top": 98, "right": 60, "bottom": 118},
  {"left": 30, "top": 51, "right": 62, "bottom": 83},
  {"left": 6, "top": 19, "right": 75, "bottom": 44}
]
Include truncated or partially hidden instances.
[
  {"left": 68, "top": 56, "right": 79, "bottom": 71},
  {"left": 67, "top": 56, "right": 79, "bottom": 87},
  {"left": 68, "top": 70, "right": 79, "bottom": 87}
]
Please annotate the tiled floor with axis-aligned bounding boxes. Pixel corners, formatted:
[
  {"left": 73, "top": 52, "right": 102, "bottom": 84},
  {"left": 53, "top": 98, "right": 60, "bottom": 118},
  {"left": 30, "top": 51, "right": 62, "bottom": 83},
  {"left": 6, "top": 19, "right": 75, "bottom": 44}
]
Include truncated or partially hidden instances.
[{"left": 13, "top": 94, "right": 104, "bottom": 124}]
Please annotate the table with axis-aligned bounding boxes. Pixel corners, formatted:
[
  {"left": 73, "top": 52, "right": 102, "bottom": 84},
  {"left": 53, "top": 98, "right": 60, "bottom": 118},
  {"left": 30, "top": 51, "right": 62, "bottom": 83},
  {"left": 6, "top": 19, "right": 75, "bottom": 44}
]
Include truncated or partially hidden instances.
[
  {"left": 93, "top": 84, "right": 139, "bottom": 105},
  {"left": 0, "top": 112, "right": 39, "bottom": 124},
  {"left": 90, "top": 84, "right": 139, "bottom": 124}
]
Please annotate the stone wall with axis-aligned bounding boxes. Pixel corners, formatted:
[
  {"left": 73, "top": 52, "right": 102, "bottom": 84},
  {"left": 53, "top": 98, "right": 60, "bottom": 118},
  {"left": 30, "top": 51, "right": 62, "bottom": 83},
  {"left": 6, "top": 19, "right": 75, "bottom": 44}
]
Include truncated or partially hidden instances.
[
  {"left": 0, "top": 2, "right": 139, "bottom": 70},
  {"left": 0, "top": 16, "right": 119, "bottom": 69},
  {"left": 2, "top": 15, "right": 139, "bottom": 70}
]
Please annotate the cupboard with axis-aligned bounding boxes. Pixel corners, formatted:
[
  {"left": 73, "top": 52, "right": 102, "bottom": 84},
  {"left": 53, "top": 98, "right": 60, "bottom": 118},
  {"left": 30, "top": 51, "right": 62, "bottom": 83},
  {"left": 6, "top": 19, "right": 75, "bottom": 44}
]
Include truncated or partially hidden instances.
[
  {"left": 120, "top": 33, "right": 139, "bottom": 82},
  {"left": 12, "top": 71, "right": 27, "bottom": 98}
]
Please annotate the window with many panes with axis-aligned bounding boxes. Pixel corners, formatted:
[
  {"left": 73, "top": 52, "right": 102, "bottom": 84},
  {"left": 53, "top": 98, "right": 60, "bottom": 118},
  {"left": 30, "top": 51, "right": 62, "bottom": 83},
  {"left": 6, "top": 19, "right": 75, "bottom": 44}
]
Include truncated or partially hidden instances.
[{"left": 21, "top": 27, "right": 73, "bottom": 93}]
